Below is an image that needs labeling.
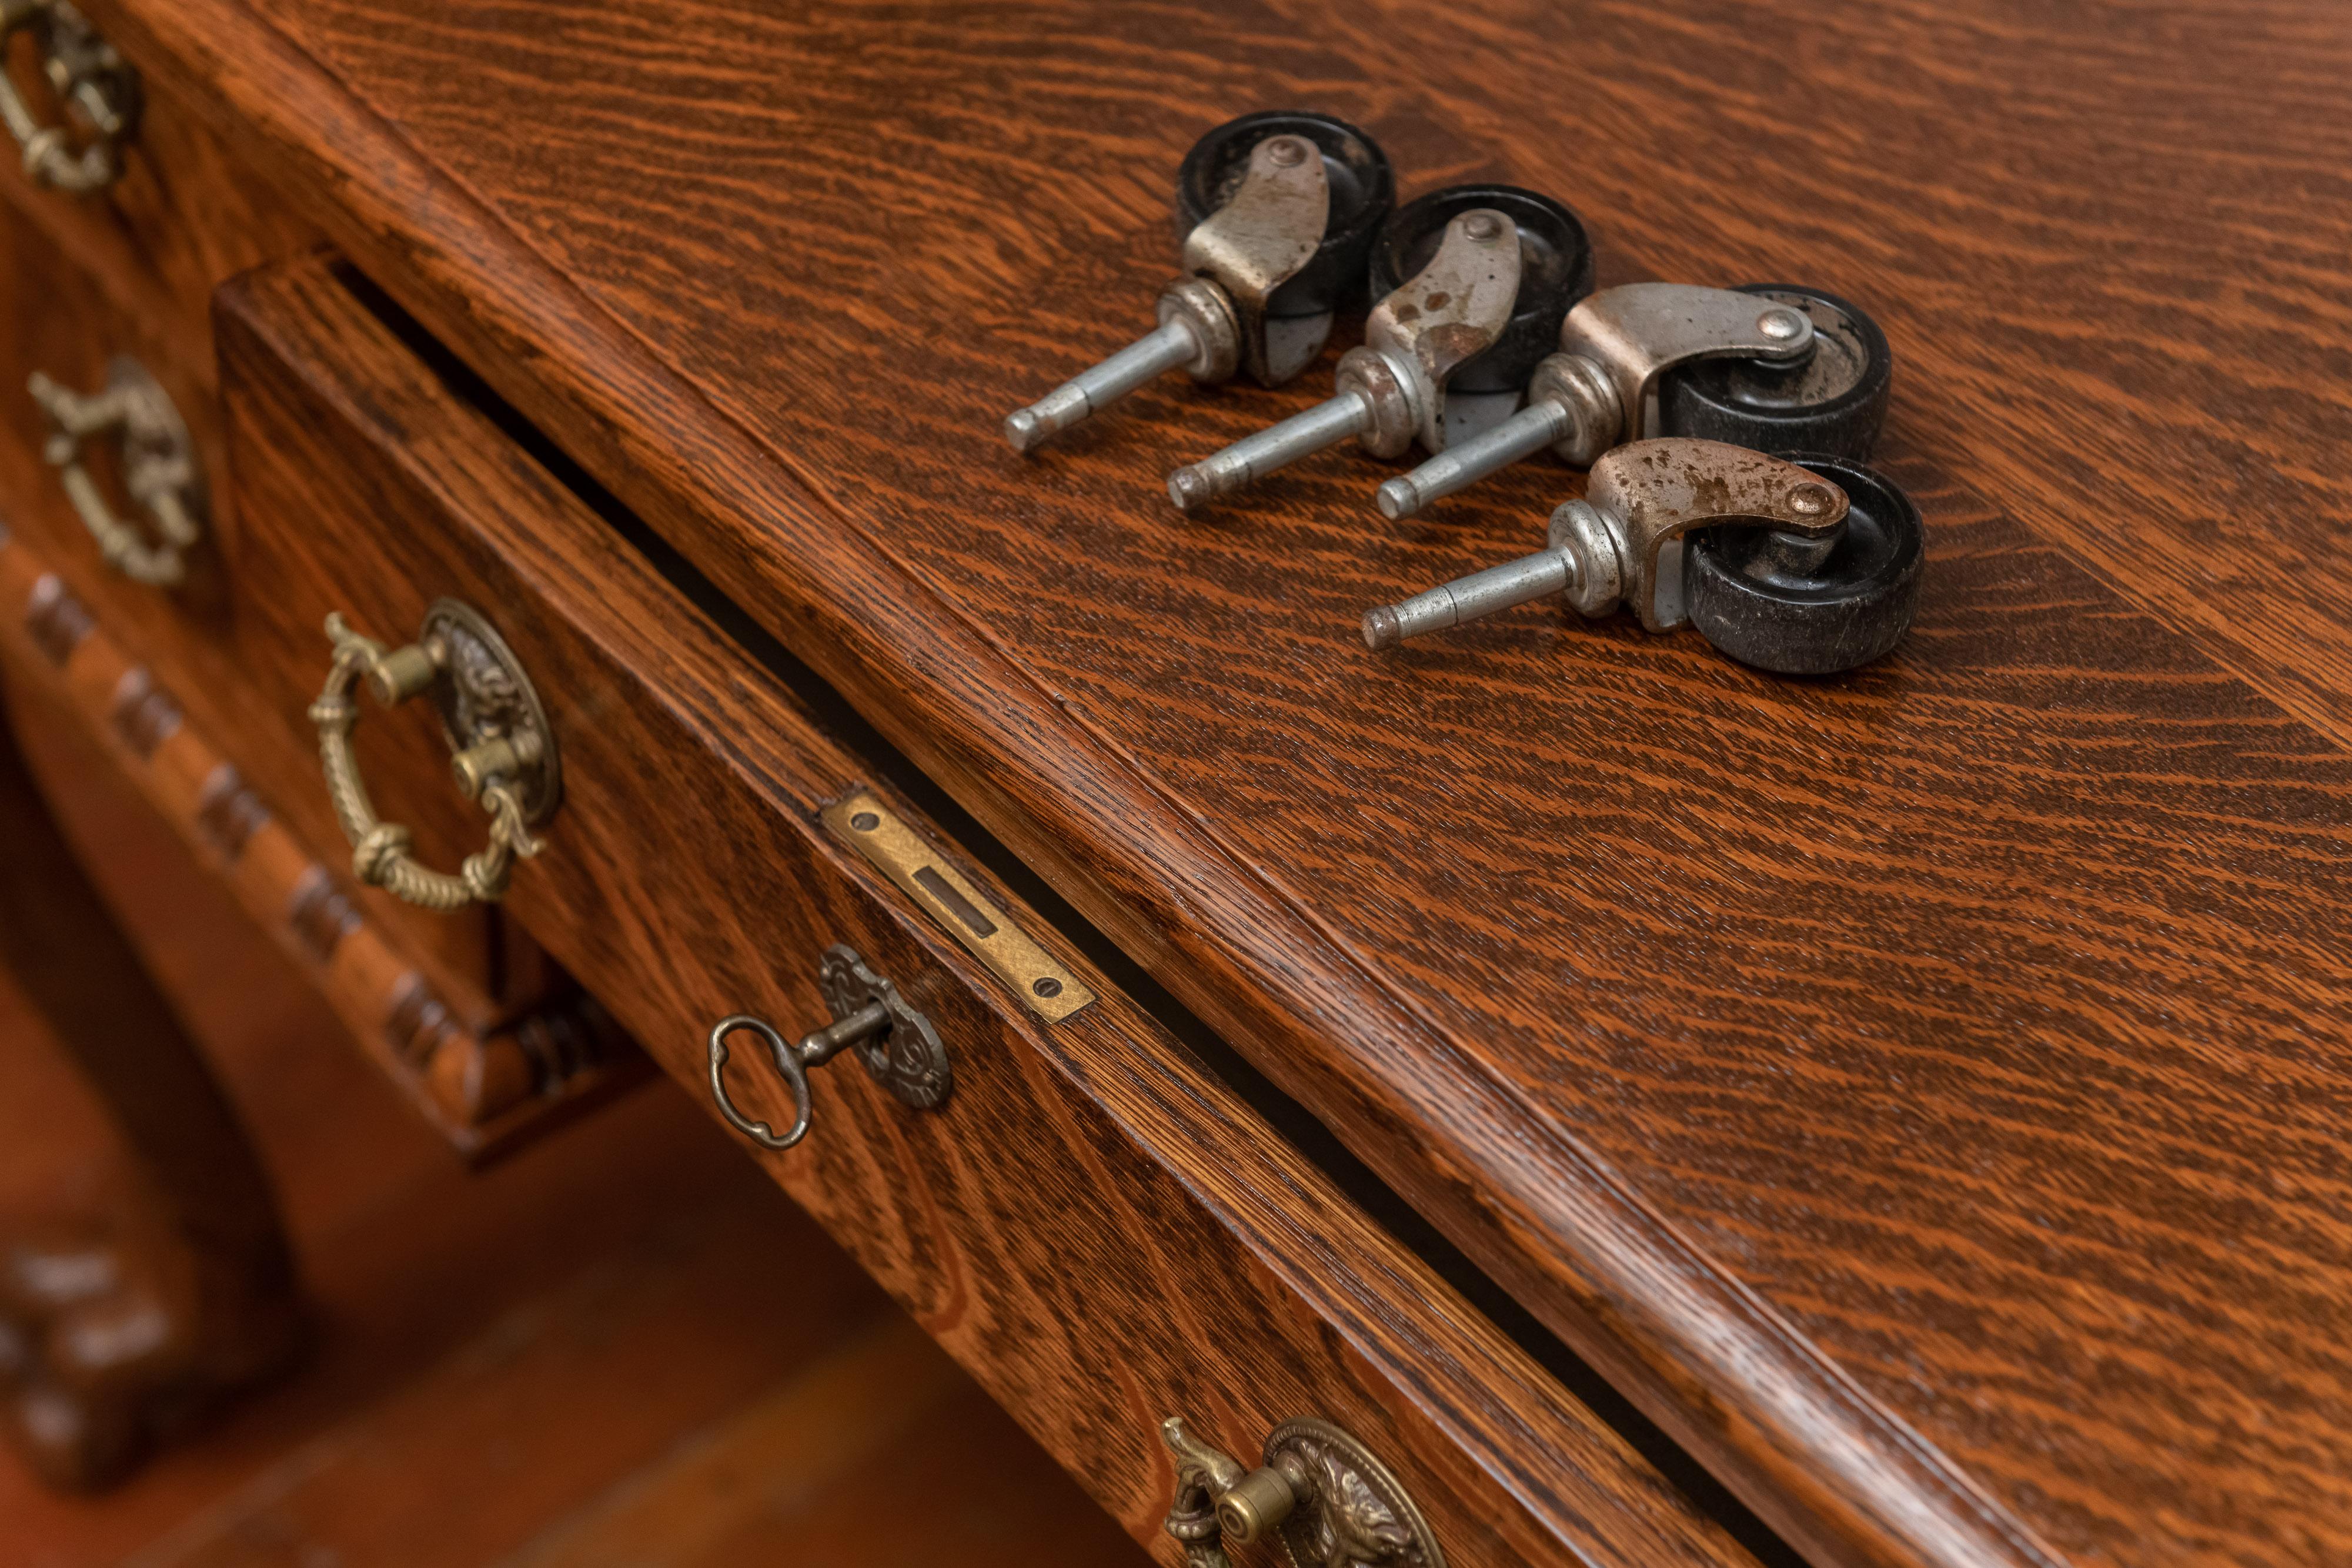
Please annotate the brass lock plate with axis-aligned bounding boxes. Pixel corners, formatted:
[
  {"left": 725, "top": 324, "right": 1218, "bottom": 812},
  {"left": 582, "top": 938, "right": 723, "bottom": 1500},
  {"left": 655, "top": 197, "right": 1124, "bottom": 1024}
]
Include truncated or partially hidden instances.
[
  {"left": 421, "top": 597, "right": 561, "bottom": 825},
  {"left": 822, "top": 788, "right": 1093, "bottom": 1024}
]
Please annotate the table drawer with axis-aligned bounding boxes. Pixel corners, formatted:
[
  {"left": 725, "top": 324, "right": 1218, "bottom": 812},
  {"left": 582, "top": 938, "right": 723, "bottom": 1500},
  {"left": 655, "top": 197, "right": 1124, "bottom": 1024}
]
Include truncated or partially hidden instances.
[
  {"left": 0, "top": 157, "right": 546, "bottom": 1024},
  {"left": 0, "top": 523, "right": 644, "bottom": 1158},
  {"left": 208, "top": 250, "right": 1762, "bottom": 1567}
]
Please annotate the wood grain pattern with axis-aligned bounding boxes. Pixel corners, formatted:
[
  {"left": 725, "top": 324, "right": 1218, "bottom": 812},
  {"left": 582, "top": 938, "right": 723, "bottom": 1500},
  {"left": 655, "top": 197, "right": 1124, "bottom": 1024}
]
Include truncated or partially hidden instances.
[
  {"left": 0, "top": 526, "right": 646, "bottom": 1156},
  {"left": 208, "top": 253, "right": 1761, "bottom": 1568},
  {"left": 0, "top": 180, "right": 550, "bottom": 1027},
  {"left": 0, "top": 771, "right": 1117, "bottom": 1568},
  {"left": 65, "top": 4, "right": 2352, "bottom": 1565}
]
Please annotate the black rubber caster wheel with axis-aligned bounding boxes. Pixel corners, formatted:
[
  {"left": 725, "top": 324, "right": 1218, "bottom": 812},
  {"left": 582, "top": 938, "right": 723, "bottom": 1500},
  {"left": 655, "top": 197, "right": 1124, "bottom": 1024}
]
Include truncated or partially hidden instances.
[
  {"left": 1683, "top": 453, "right": 1923, "bottom": 674},
  {"left": 1659, "top": 284, "right": 1892, "bottom": 460},
  {"left": 1368, "top": 183, "right": 1595, "bottom": 395},
  {"left": 1175, "top": 111, "right": 1395, "bottom": 320}
]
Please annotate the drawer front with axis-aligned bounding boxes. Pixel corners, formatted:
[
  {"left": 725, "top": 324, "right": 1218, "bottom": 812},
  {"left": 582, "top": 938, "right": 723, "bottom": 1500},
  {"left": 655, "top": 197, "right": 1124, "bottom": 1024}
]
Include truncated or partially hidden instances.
[
  {"left": 0, "top": 162, "right": 543, "bottom": 1023},
  {"left": 209, "top": 253, "right": 1760, "bottom": 1568},
  {"left": 0, "top": 2, "right": 316, "bottom": 400},
  {"left": 0, "top": 522, "right": 644, "bottom": 1157}
]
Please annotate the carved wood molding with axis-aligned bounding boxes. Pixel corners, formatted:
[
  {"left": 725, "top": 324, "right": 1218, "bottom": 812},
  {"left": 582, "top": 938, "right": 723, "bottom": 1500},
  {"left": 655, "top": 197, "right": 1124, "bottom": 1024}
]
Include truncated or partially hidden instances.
[{"left": 0, "top": 521, "right": 643, "bottom": 1162}]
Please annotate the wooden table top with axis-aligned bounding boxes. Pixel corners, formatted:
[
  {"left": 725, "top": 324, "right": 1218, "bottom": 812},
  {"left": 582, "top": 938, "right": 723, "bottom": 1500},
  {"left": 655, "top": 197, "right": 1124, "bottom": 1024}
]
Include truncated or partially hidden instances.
[{"left": 118, "top": 2, "right": 2352, "bottom": 1565}]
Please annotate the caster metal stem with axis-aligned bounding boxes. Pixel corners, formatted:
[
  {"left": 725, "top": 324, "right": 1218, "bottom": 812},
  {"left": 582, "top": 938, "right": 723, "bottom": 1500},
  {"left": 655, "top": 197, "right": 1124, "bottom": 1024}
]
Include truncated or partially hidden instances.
[
  {"left": 1005, "top": 316, "right": 1205, "bottom": 453},
  {"left": 1375, "top": 399, "right": 1574, "bottom": 520},
  {"left": 1363, "top": 542, "right": 1581, "bottom": 648},
  {"left": 1168, "top": 390, "right": 1372, "bottom": 511}
]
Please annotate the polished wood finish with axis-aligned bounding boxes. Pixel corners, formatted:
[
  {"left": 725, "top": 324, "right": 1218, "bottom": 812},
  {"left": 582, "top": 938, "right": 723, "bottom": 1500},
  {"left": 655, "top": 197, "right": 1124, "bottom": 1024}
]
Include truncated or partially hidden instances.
[
  {"left": 478, "top": 1316, "right": 1140, "bottom": 1568},
  {"left": 76, "top": 3, "right": 2352, "bottom": 1565},
  {"left": 0, "top": 32, "right": 314, "bottom": 398},
  {"left": 0, "top": 184, "right": 545, "bottom": 1028},
  {"left": 0, "top": 526, "right": 644, "bottom": 1156},
  {"left": 0, "top": 748, "right": 1140, "bottom": 1564},
  {"left": 0, "top": 673, "right": 302, "bottom": 1488},
  {"left": 205, "top": 252, "right": 1758, "bottom": 1568}
]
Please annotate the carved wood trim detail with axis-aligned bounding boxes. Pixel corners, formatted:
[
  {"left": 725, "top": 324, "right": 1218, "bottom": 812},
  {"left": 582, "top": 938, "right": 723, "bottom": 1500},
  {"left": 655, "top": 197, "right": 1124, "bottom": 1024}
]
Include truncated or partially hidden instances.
[
  {"left": 24, "top": 572, "right": 93, "bottom": 667},
  {"left": 285, "top": 864, "right": 360, "bottom": 962},
  {"left": 0, "top": 521, "right": 646, "bottom": 1161},
  {"left": 193, "top": 761, "right": 269, "bottom": 861},
  {"left": 106, "top": 666, "right": 183, "bottom": 758}
]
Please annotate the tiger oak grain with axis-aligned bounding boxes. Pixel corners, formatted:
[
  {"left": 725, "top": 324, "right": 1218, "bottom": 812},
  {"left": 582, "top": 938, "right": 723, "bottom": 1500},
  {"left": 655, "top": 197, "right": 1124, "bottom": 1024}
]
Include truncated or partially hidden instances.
[
  {"left": 52, "top": 4, "right": 2352, "bottom": 1564},
  {"left": 206, "top": 253, "right": 1758, "bottom": 1568}
]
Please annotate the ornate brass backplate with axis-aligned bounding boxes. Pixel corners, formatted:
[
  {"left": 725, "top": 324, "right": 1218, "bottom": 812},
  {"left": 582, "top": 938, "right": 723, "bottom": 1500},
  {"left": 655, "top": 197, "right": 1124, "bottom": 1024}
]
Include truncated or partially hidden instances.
[
  {"left": 416, "top": 599, "right": 562, "bottom": 826},
  {"left": 309, "top": 597, "right": 561, "bottom": 910},
  {"left": 1161, "top": 1414, "right": 1446, "bottom": 1568},
  {"left": 816, "top": 944, "right": 952, "bottom": 1111}
]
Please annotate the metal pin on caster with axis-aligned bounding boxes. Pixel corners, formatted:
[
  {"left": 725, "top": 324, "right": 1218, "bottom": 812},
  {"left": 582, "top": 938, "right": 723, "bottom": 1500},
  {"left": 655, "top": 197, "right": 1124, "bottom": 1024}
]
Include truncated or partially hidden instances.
[
  {"left": 1374, "top": 282, "right": 1893, "bottom": 520},
  {"left": 1002, "top": 111, "right": 1394, "bottom": 453},
  {"left": 1363, "top": 439, "right": 1923, "bottom": 674},
  {"left": 1166, "top": 184, "right": 1593, "bottom": 511}
]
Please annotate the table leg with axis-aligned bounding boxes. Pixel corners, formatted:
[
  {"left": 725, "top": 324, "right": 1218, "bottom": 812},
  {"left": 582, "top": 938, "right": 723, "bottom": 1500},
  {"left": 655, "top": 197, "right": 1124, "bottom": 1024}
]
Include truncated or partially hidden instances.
[{"left": 0, "top": 682, "right": 306, "bottom": 1489}]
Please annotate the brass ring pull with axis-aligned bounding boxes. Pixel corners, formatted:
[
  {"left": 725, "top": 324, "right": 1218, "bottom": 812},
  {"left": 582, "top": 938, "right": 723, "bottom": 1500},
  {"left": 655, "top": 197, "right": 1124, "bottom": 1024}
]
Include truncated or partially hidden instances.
[
  {"left": 1161, "top": 1415, "right": 1445, "bottom": 1567},
  {"left": 28, "top": 357, "right": 201, "bottom": 587},
  {"left": 0, "top": 0, "right": 139, "bottom": 195},
  {"left": 707, "top": 945, "right": 953, "bottom": 1152},
  {"left": 308, "top": 599, "right": 562, "bottom": 911}
]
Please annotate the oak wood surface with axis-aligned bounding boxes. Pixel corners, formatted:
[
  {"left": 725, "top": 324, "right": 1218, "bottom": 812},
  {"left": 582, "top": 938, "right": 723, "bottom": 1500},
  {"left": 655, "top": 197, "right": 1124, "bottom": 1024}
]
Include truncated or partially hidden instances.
[
  {"left": 0, "top": 743, "right": 1134, "bottom": 1566},
  {"left": 0, "top": 524, "right": 646, "bottom": 1156},
  {"left": 61, "top": 4, "right": 2352, "bottom": 1565},
  {"left": 206, "top": 253, "right": 1755, "bottom": 1568},
  {"left": 46, "top": 6, "right": 2352, "bottom": 1561}
]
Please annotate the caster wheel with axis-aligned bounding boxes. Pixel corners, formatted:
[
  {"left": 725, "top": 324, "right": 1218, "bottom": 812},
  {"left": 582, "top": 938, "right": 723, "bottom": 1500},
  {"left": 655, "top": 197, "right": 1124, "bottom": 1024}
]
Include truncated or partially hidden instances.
[
  {"left": 1175, "top": 110, "right": 1395, "bottom": 320},
  {"left": 1659, "top": 284, "right": 1892, "bottom": 460},
  {"left": 1683, "top": 453, "right": 1923, "bottom": 674},
  {"left": 1369, "top": 183, "right": 1595, "bottom": 395}
]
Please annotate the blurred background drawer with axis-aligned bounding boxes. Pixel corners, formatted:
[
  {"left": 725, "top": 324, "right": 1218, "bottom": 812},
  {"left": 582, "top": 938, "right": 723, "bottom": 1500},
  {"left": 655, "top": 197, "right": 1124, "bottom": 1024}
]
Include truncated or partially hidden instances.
[{"left": 0, "top": 1, "right": 315, "bottom": 397}]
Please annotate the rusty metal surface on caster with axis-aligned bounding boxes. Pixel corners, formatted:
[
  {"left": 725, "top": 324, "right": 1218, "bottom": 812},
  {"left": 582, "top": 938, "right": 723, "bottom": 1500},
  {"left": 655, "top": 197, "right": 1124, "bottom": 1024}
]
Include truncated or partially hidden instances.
[{"left": 1364, "top": 439, "right": 1923, "bottom": 676}]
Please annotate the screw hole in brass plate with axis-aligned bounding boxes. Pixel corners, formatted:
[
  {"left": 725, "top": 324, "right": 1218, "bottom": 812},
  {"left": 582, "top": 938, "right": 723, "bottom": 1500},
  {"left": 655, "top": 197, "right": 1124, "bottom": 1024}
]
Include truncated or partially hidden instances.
[{"left": 822, "top": 788, "right": 1094, "bottom": 1024}]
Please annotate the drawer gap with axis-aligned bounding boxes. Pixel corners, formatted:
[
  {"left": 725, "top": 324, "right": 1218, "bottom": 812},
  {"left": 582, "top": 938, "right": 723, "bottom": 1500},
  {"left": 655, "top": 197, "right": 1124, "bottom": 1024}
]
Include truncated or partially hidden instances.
[{"left": 324, "top": 259, "right": 1806, "bottom": 1568}]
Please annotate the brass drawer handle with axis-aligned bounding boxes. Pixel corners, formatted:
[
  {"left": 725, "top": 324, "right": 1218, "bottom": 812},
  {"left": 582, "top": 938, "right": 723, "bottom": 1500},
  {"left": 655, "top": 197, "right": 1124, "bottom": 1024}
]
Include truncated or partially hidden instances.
[
  {"left": 28, "top": 357, "right": 201, "bottom": 587},
  {"left": 307, "top": 599, "right": 562, "bottom": 910},
  {"left": 707, "top": 945, "right": 953, "bottom": 1151},
  {"left": 1161, "top": 1415, "right": 1445, "bottom": 1568},
  {"left": 0, "top": 0, "right": 138, "bottom": 195}
]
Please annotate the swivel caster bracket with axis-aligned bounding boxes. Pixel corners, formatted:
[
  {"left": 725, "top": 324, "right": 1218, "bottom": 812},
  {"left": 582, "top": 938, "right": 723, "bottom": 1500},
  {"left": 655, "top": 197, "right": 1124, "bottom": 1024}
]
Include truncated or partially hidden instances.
[
  {"left": 1003, "top": 110, "right": 1394, "bottom": 452},
  {"left": 1375, "top": 281, "right": 1893, "bottom": 520},
  {"left": 1166, "top": 182, "right": 1593, "bottom": 511},
  {"left": 1364, "top": 438, "right": 1923, "bottom": 675}
]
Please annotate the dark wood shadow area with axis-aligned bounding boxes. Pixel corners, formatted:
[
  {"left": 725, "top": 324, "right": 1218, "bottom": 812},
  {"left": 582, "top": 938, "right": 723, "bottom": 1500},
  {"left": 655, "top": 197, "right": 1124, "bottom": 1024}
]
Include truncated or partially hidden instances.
[{"left": 0, "top": 678, "right": 1145, "bottom": 1566}]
